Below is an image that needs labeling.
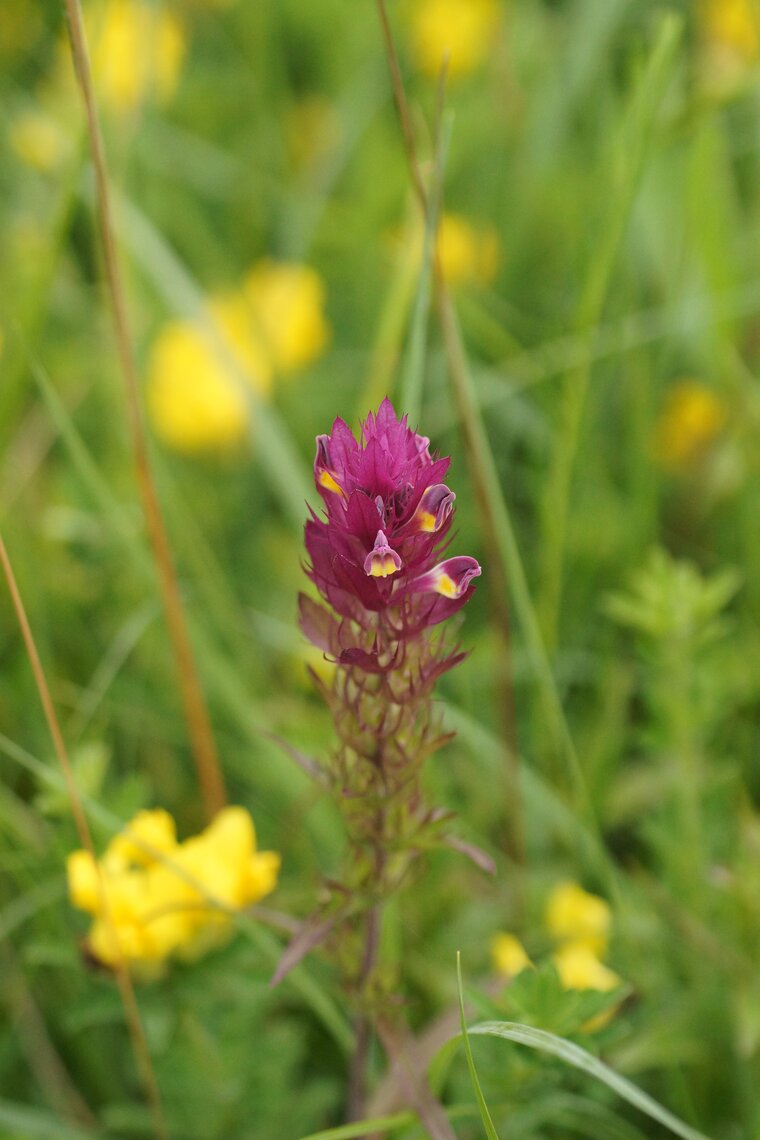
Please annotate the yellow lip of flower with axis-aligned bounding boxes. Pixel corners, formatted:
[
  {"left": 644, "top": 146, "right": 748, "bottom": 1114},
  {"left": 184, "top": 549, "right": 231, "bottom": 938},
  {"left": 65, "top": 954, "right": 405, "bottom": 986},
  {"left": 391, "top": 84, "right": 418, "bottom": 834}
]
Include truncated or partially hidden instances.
[
  {"left": 409, "top": 0, "right": 501, "bottom": 79},
  {"left": 544, "top": 881, "right": 612, "bottom": 957},
  {"left": 491, "top": 932, "right": 532, "bottom": 978}
]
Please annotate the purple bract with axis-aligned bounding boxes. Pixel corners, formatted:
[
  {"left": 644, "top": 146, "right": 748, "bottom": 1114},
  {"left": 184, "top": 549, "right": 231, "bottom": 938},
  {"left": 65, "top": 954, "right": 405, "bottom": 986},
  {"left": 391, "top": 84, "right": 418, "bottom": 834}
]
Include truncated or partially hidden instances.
[{"left": 304, "top": 399, "right": 481, "bottom": 649}]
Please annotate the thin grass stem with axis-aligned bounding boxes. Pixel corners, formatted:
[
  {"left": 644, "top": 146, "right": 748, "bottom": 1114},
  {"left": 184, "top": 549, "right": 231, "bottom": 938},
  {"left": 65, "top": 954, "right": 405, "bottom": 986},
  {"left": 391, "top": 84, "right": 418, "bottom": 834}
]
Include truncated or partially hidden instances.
[
  {"left": 0, "top": 533, "right": 168, "bottom": 1140},
  {"left": 537, "top": 15, "right": 682, "bottom": 652},
  {"left": 62, "top": 0, "right": 226, "bottom": 819}
]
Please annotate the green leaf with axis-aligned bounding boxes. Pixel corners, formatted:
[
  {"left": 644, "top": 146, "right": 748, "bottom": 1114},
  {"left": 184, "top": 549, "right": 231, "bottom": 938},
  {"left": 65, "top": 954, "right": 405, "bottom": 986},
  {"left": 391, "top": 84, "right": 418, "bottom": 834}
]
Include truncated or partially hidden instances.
[
  {"left": 296, "top": 1112, "right": 416, "bottom": 1140},
  {"left": 466, "top": 1021, "right": 711, "bottom": 1140},
  {"left": 457, "top": 953, "right": 500, "bottom": 1140}
]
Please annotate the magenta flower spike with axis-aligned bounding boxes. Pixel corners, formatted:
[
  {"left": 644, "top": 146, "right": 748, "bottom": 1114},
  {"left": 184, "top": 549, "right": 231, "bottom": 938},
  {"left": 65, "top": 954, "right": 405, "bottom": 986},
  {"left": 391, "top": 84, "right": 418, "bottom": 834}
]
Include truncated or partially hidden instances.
[
  {"left": 305, "top": 398, "right": 480, "bottom": 640},
  {"left": 300, "top": 399, "right": 481, "bottom": 861}
]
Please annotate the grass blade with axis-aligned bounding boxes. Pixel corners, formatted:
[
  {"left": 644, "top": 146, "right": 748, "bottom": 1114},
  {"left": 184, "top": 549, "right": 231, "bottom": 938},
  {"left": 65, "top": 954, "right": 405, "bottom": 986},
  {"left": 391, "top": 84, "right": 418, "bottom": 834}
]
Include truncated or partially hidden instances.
[
  {"left": 297, "top": 1111, "right": 416, "bottom": 1139},
  {"left": 456, "top": 953, "right": 500, "bottom": 1140},
  {"left": 537, "top": 13, "right": 683, "bottom": 650},
  {"left": 467, "top": 1021, "right": 711, "bottom": 1140}
]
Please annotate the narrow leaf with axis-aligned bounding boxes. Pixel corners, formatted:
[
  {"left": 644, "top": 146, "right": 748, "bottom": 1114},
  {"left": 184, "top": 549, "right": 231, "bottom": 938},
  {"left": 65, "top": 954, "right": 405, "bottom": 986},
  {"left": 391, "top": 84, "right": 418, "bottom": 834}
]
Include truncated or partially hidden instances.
[
  {"left": 456, "top": 953, "right": 500, "bottom": 1140},
  {"left": 468, "top": 1021, "right": 711, "bottom": 1140},
  {"left": 270, "top": 915, "right": 338, "bottom": 988}
]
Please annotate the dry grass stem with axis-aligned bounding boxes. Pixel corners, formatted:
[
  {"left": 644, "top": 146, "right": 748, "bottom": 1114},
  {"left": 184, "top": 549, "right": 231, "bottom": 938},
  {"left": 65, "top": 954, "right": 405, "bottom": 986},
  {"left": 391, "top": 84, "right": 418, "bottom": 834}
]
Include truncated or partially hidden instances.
[{"left": 62, "top": 0, "right": 226, "bottom": 820}]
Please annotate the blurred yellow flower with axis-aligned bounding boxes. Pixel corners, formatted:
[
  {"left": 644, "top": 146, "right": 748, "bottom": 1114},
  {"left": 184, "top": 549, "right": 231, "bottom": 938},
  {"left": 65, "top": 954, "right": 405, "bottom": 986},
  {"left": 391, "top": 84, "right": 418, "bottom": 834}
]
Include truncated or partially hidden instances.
[
  {"left": 89, "top": 0, "right": 185, "bottom": 113},
  {"left": 9, "top": 110, "right": 69, "bottom": 173},
  {"left": 146, "top": 295, "right": 271, "bottom": 454},
  {"left": 68, "top": 805, "right": 280, "bottom": 974},
  {"left": 147, "top": 262, "right": 329, "bottom": 454},
  {"left": 544, "top": 881, "right": 612, "bottom": 957},
  {"left": 243, "top": 261, "right": 331, "bottom": 374},
  {"left": 437, "top": 213, "right": 501, "bottom": 288},
  {"left": 700, "top": 0, "right": 760, "bottom": 93},
  {"left": 491, "top": 932, "right": 532, "bottom": 977},
  {"left": 552, "top": 941, "right": 621, "bottom": 993},
  {"left": 704, "top": 0, "right": 760, "bottom": 63},
  {"left": 654, "top": 381, "right": 727, "bottom": 472},
  {"left": 409, "top": 0, "right": 501, "bottom": 79},
  {"left": 105, "top": 807, "right": 178, "bottom": 868}
]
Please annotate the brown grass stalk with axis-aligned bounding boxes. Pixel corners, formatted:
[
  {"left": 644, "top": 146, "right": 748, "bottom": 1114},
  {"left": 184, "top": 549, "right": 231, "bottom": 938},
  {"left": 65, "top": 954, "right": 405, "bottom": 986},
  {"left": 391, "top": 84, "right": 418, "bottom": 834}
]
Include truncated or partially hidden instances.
[
  {"left": 62, "top": 0, "right": 226, "bottom": 820},
  {"left": 0, "top": 533, "right": 168, "bottom": 1140}
]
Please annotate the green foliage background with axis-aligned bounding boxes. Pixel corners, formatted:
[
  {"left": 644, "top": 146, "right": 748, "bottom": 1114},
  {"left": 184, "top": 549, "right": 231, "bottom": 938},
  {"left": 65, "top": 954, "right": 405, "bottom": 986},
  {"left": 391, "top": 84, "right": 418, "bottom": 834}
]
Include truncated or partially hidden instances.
[{"left": 3, "top": 0, "right": 760, "bottom": 1136}]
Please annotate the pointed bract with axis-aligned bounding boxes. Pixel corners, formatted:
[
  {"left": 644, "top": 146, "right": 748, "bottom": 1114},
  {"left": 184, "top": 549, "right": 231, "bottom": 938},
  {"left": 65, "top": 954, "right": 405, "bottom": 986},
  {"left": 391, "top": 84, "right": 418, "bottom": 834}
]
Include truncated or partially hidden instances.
[{"left": 304, "top": 400, "right": 480, "bottom": 635}]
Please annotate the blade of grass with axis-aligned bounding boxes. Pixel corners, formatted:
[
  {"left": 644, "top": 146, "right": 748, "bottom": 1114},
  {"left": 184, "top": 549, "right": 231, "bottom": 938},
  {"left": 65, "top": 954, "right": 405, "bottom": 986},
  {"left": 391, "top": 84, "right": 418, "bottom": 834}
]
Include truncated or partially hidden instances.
[
  {"left": 22, "top": 347, "right": 304, "bottom": 792},
  {"left": 356, "top": 204, "right": 422, "bottom": 419},
  {"left": 0, "top": 880, "right": 65, "bottom": 944},
  {"left": 442, "top": 702, "right": 618, "bottom": 890},
  {"left": 297, "top": 1112, "right": 417, "bottom": 1140},
  {"left": 398, "top": 99, "right": 450, "bottom": 426},
  {"left": 0, "top": 1099, "right": 110, "bottom": 1140},
  {"left": 428, "top": 275, "right": 760, "bottom": 435},
  {"left": 537, "top": 14, "right": 683, "bottom": 652},
  {"left": 456, "top": 953, "right": 500, "bottom": 1140},
  {"left": 0, "top": 131, "right": 85, "bottom": 460},
  {"left": 3, "top": 944, "right": 98, "bottom": 1129},
  {"left": 467, "top": 1022, "right": 711, "bottom": 1140},
  {"left": 24, "top": 346, "right": 263, "bottom": 691},
  {"left": 65, "top": 601, "right": 159, "bottom": 742},
  {"left": 63, "top": 0, "right": 226, "bottom": 819},
  {"left": 110, "top": 191, "right": 313, "bottom": 530}
]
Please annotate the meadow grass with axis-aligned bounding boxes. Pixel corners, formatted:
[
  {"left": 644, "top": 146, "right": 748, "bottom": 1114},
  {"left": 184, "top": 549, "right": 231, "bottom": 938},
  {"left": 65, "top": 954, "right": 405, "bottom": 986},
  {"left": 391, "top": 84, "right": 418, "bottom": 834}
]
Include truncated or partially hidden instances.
[{"left": 2, "top": 0, "right": 760, "bottom": 1136}]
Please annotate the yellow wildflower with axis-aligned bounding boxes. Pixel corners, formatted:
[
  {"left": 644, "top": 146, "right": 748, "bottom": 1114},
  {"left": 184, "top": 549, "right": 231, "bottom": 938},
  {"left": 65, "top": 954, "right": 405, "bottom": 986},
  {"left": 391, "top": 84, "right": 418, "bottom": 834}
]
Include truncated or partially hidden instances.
[
  {"left": 409, "top": 0, "right": 501, "bottom": 79},
  {"left": 700, "top": 0, "right": 760, "bottom": 93},
  {"left": 67, "top": 805, "right": 280, "bottom": 974},
  {"left": 704, "top": 0, "right": 760, "bottom": 63},
  {"left": 9, "top": 110, "right": 69, "bottom": 173},
  {"left": 147, "top": 262, "right": 329, "bottom": 454},
  {"left": 552, "top": 941, "right": 621, "bottom": 993},
  {"left": 89, "top": 0, "right": 185, "bottom": 113},
  {"left": 67, "top": 850, "right": 101, "bottom": 915},
  {"left": 491, "top": 932, "right": 532, "bottom": 978},
  {"left": 243, "top": 261, "right": 330, "bottom": 374},
  {"left": 146, "top": 296, "right": 270, "bottom": 454},
  {"left": 104, "top": 808, "right": 178, "bottom": 869},
  {"left": 654, "top": 381, "right": 727, "bottom": 472},
  {"left": 553, "top": 941, "right": 622, "bottom": 1030},
  {"left": 437, "top": 213, "right": 501, "bottom": 288},
  {"left": 544, "top": 881, "right": 611, "bottom": 957}
]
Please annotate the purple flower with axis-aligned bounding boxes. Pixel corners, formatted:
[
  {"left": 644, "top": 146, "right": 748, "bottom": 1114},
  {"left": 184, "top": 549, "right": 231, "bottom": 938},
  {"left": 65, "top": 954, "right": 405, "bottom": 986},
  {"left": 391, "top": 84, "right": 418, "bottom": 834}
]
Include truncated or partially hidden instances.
[
  {"left": 304, "top": 399, "right": 480, "bottom": 647},
  {"left": 290, "top": 401, "right": 486, "bottom": 981}
]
